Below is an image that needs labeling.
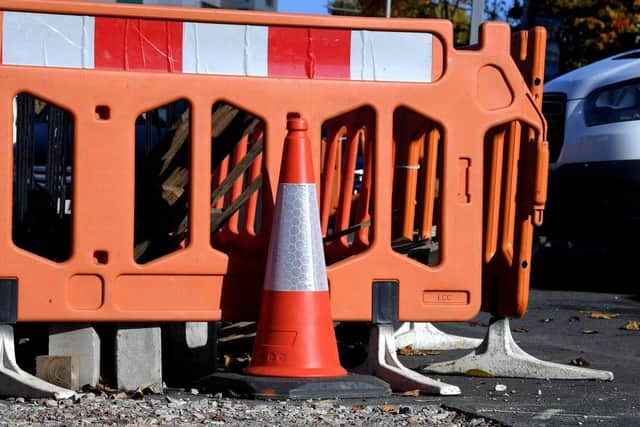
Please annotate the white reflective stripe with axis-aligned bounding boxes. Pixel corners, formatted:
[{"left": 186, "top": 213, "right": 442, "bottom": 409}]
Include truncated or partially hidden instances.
[
  {"left": 182, "top": 22, "right": 268, "bottom": 76},
  {"left": 2, "top": 12, "right": 95, "bottom": 68},
  {"left": 350, "top": 30, "right": 432, "bottom": 82},
  {"left": 264, "top": 184, "right": 328, "bottom": 292}
]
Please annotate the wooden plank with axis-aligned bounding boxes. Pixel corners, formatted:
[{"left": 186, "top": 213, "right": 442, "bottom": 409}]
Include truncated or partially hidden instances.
[
  {"left": 159, "top": 110, "right": 190, "bottom": 175},
  {"left": 171, "top": 139, "right": 264, "bottom": 239},
  {"left": 35, "top": 355, "right": 80, "bottom": 391},
  {"left": 211, "top": 137, "right": 264, "bottom": 206},
  {"left": 211, "top": 175, "right": 263, "bottom": 234},
  {"left": 323, "top": 220, "right": 371, "bottom": 243},
  {"left": 161, "top": 166, "right": 189, "bottom": 206}
]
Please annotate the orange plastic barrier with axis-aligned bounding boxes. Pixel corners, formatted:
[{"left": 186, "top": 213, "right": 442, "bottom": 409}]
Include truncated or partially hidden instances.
[
  {"left": 481, "top": 27, "right": 548, "bottom": 318},
  {"left": 0, "top": 0, "right": 545, "bottom": 323}
]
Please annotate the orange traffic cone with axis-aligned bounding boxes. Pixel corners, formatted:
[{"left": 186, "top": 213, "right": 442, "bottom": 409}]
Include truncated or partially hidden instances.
[
  {"left": 200, "top": 115, "right": 389, "bottom": 399},
  {"left": 245, "top": 115, "right": 347, "bottom": 378}
]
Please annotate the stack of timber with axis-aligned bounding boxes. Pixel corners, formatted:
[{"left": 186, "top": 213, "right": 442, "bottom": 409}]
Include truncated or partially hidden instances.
[{"left": 133, "top": 103, "right": 262, "bottom": 263}]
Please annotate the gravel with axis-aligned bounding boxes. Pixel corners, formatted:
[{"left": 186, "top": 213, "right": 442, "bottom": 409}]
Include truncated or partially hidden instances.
[{"left": 0, "top": 392, "right": 502, "bottom": 426}]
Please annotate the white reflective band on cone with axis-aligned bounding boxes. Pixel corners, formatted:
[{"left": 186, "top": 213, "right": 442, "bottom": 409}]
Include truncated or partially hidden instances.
[{"left": 264, "top": 184, "right": 328, "bottom": 292}]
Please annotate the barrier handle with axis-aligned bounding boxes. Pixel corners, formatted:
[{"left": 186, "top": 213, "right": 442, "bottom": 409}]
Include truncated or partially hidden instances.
[
  {"left": 532, "top": 138, "right": 549, "bottom": 226},
  {"left": 512, "top": 27, "right": 548, "bottom": 228}
]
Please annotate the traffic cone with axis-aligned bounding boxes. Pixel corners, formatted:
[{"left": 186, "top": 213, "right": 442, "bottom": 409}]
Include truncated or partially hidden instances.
[
  {"left": 245, "top": 115, "right": 347, "bottom": 378},
  {"left": 198, "top": 115, "right": 389, "bottom": 398}
]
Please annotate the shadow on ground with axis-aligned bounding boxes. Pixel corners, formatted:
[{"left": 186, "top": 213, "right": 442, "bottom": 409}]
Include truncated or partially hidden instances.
[{"left": 531, "top": 242, "right": 640, "bottom": 295}]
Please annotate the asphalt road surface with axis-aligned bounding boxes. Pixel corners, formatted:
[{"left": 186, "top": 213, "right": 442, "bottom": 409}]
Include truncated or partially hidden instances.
[{"left": 396, "top": 246, "right": 640, "bottom": 427}]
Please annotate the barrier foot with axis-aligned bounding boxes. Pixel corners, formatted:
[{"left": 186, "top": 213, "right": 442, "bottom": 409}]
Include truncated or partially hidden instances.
[
  {"left": 365, "top": 324, "right": 461, "bottom": 395},
  {"left": 198, "top": 372, "right": 390, "bottom": 400},
  {"left": 394, "top": 322, "right": 483, "bottom": 350},
  {"left": 422, "top": 317, "right": 614, "bottom": 380},
  {"left": 0, "top": 325, "right": 75, "bottom": 399}
]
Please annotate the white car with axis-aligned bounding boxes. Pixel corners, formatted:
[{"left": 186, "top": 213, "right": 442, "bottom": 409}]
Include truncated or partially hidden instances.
[{"left": 541, "top": 50, "right": 640, "bottom": 245}]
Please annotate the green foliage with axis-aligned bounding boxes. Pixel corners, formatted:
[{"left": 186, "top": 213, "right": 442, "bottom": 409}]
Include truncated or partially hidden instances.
[
  {"left": 328, "top": 0, "right": 363, "bottom": 16},
  {"left": 327, "top": 0, "right": 640, "bottom": 71},
  {"left": 327, "top": 0, "right": 473, "bottom": 45},
  {"left": 525, "top": 0, "right": 640, "bottom": 72}
]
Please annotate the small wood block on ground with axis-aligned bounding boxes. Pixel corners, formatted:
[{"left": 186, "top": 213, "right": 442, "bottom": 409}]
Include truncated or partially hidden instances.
[{"left": 35, "top": 355, "right": 80, "bottom": 391}]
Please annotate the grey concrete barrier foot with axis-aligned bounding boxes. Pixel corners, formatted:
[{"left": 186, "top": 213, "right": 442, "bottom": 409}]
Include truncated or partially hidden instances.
[
  {"left": 116, "top": 324, "right": 162, "bottom": 391},
  {"left": 422, "top": 317, "right": 614, "bottom": 381},
  {"left": 394, "top": 322, "right": 483, "bottom": 351},
  {"left": 364, "top": 324, "right": 461, "bottom": 395},
  {"left": 0, "top": 325, "right": 75, "bottom": 399}
]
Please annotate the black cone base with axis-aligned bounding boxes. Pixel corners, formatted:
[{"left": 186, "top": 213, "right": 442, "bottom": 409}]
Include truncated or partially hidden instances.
[{"left": 198, "top": 372, "right": 391, "bottom": 400}]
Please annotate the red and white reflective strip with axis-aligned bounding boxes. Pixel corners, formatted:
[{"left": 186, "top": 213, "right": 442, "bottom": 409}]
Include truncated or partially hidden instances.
[{"left": 1, "top": 11, "right": 433, "bottom": 82}]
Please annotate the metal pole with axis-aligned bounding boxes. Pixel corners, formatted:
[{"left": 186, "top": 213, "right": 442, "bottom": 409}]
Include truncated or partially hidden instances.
[
  {"left": 385, "top": 0, "right": 391, "bottom": 17},
  {"left": 470, "top": 0, "right": 485, "bottom": 45}
]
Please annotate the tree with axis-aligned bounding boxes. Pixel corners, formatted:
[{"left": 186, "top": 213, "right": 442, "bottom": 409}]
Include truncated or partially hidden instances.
[
  {"left": 515, "top": 0, "right": 640, "bottom": 73},
  {"left": 328, "top": 0, "right": 474, "bottom": 45}
]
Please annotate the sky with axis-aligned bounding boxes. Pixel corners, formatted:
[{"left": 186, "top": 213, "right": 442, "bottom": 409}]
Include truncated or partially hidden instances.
[{"left": 277, "top": 0, "right": 329, "bottom": 15}]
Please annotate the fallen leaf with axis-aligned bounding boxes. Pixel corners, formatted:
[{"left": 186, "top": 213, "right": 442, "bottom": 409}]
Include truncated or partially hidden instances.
[
  {"left": 380, "top": 405, "right": 397, "bottom": 413},
  {"left": 352, "top": 405, "right": 364, "bottom": 411},
  {"left": 424, "top": 350, "right": 442, "bottom": 356},
  {"left": 568, "top": 316, "right": 580, "bottom": 322},
  {"left": 97, "top": 382, "right": 120, "bottom": 394},
  {"left": 583, "top": 311, "right": 620, "bottom": 320},
  {"left": 223, "top": 353, "right": 251, "bottom": 370},
  {"left": 398, "top": 345, "right": 429, "bottom": 357},
  {"left": 236, "top": 356, "right": 251, "bottom": 364},
  {"left": 402, "top": 389, "right": 420, "bottom": 397},
  {"left": 512, "top": 327, "right": 529, "bottom": 333},
  {"left": 621, "top": 321, "right": 640, "bottom": 331},
  {"left": 143, "top": 383, "right": 165, "bottom": 395},
  {"left": 541, "top": 317, "right": 554, "bottom": 323},
  {"left": 570, "top": 357, "right": 590, "bottom": 367},
  {"left": 582, "top": 329, "right": 598, "bottom": 334},
  {"left": 468, "top": 321, "right": 489, "bottom": 327},
  {"left": 464, "top": 369, "right": 492, "bottom": 378},
  {"left": 34, "top": 99, "right": 47, "bottom": 115}
]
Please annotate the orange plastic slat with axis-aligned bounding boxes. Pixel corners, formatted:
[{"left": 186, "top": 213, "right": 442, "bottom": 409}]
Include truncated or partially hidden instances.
[
  {"left": 242, "top": 124, "right": 264, "bottom": 236},
  {"left": 484, "top": 129, "right": 505, "bottom": 263},
  {"left": 419, "top": 127, "right": 440, "bottom": 240},
  {"left": 500, "top": 121, "right": 521, "bottom": 266}
]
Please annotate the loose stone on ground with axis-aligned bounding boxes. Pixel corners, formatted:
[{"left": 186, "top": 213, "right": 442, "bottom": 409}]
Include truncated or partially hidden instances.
[{"left": 0, "top": 391, "right": 501, "bottom": 426}]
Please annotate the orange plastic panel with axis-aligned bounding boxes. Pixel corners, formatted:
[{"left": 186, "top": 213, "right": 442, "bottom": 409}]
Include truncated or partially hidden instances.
[
  {"left": 481, "top": 27, "right": 548, "bottom": 318},
  {"left": 0, "top": 1, "right": 545, "bottom": 322},
  {"left": 68, "top": 274, "right": 104, "bottom": 310}
]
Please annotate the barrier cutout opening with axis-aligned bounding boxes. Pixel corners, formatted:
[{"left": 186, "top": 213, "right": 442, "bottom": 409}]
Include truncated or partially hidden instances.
[
  {"left": 320, "top": 106, "right": 375, "bottom": 265},
  {"left": 12, "top": 93, "right": 73, "bottom": 263},
  {"left": 134, "top": 99, "right": 191, "bottom": 264},
  {"left": 391, "top": 107, "right": 443, "bottom": 267},
  {"left": 210, "top": 102, "right": 265, "bottom": 256}
]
